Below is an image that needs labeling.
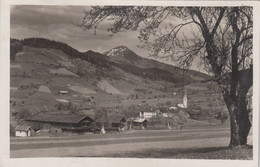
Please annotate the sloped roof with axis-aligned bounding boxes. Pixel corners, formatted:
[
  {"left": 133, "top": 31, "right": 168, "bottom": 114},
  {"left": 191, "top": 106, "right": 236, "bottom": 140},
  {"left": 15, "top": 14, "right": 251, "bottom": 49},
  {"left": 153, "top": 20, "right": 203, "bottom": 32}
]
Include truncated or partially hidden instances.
[
  {"left": 79, "top": 109, "right": 95, "bottom": 119},
  {"left": 158, "top": 108, "right": 168, "bottom": 113},
  {"left": 108, "top": 116, "right": 126, "bottom": 123},
  {"left": 169, "top": 106, "right": 178, "bottom": 110},
  {"left": 133, "top": 118, "right": 148, "bottom": 123},
  {"left": 15, "top": 125, "right": 30, "bottom": 131},
  {"left": 26, "top": 113, "right": 93, "bottom": 124}
]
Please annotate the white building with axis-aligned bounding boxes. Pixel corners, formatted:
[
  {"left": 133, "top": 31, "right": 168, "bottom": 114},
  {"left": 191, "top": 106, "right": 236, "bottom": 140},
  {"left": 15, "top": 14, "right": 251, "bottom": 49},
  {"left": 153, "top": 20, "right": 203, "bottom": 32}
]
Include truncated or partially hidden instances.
[
  {"left": 15, "top": 125, "right": 31, "bottom": 137},
  {"left": 177, "top": 90, "right": 188, "bottom": 108},
  {"left": 58, "top": 90, "right": 69, "bottom": 95},
  {"left": 139, "top": 111, "right": 157, "bottom": 119}
]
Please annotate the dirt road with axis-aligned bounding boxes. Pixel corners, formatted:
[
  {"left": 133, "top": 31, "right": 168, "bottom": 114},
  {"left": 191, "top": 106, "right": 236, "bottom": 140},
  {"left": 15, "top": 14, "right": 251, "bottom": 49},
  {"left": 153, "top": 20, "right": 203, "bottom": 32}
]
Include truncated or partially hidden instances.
[{"left": 10, "top": 127, "right": 249, "bottom": 158}]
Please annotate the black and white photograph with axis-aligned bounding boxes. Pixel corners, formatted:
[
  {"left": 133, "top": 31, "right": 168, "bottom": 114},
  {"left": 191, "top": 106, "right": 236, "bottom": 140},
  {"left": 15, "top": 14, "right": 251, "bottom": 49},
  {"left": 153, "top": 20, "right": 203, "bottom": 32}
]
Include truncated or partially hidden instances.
[{"left": 0, "top": 0, "right": 259, "bottom": 167}]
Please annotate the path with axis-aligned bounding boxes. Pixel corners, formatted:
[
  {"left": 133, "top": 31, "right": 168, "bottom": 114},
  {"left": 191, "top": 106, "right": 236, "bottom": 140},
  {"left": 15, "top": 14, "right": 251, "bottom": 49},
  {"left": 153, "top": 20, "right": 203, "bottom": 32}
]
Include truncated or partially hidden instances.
[{"left": 10, "top": 128, "right": 235, "bottom": 158}]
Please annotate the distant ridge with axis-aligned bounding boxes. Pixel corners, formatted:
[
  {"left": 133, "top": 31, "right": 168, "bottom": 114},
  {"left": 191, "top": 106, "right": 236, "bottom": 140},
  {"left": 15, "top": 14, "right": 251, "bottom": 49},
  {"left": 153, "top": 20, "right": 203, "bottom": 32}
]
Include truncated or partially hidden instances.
[{"left": 12, "top": 37, "right": 210, "bottom": 87}]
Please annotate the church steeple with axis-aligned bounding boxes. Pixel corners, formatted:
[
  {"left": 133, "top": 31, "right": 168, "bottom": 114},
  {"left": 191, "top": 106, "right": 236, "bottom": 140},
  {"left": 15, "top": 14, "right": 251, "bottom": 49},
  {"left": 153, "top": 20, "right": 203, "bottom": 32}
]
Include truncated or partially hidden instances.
[
  {"left": 183, "top": 88, "right": 187, "bottom": 108},
  {"left": 177, "top": 88, "right": 188, "bottom": 109}
]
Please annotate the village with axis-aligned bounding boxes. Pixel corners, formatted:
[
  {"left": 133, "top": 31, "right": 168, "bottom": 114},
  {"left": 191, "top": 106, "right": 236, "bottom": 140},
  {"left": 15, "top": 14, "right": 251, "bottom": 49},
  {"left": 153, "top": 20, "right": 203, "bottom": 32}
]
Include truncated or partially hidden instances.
[
  {"left": 13, "top": 91, "right": 197, "bottom": 137},
  {"left": 9, "top": 43, "right": 229, "bottom": 139}
]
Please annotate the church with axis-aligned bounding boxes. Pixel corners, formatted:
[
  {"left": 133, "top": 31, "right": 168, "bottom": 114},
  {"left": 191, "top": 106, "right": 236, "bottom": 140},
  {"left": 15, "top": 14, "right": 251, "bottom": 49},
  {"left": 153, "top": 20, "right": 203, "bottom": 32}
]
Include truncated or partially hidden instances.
[
  {"left": 177, "top": 89, "right": 188, "bottom": 109},
  {"left": 139, "top": 90, "right": 188, "bottom": 120}
]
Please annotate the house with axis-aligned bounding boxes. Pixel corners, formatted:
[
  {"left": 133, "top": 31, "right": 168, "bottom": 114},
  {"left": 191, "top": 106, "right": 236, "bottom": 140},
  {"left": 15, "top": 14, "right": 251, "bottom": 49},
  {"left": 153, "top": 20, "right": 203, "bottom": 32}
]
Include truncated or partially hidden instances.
[
  {"left": 26, "top": 113, "right": 94, "bottom": 133},
  {"left": 95, "top": 116, "right": 127, "bottom": 133},
  {"left": 15, "top": 125, "right": 31, "bottom": 137},
  {"left": 133, "top": 118, "right": 148, "bottom": 130},
  {"left": 156, "top": 108, "right": 169, "bottom": 117},
  {"left": 58, "top": 90, "right": 69, "bottom": 95},
  {"left": 107, "top": 117, "right": 127, "bottom": 132},
  {"left": 139, "top": 111, "right": 157, "bottom": 119},
  {"left": 139, "top": 108, "right": 174, "bottom": 119}
]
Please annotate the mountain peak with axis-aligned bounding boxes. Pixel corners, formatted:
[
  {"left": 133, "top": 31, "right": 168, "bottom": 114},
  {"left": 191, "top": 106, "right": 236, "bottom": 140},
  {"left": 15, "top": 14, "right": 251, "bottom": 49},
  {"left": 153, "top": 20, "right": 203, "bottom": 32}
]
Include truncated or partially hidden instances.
[{"left": 105, "top": 46, "right": 131, "bottom": 57}]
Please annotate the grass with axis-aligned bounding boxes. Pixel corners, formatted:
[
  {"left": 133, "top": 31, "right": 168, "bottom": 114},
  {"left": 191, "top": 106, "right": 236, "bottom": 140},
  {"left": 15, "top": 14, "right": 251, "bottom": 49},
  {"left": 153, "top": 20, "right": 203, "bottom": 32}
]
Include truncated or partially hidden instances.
[
  {"left": 108, "top": 146, "right": 253, "bottom": 160},
  {"left": 97, "top": 80, "right": 123, "bottom": 95}
]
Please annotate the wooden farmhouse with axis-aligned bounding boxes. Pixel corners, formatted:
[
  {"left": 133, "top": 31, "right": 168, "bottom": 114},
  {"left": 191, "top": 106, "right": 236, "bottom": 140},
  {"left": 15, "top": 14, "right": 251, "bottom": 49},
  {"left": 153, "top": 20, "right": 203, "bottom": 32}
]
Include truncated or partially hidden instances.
[
  {"left": 26, "top": 113, "right": 94, "bottom": 134},
  {"left": 132, "top": 118, "right": 148, "bottom": 130},
  {"left": 15, "top": 125, "right": 31, "bottom": 137},
  {"left": 110, "top": 117, "right": 127, "bottom": 132},
  {"left": 99, "top": 117, "right": 127, "bottom": 132}
]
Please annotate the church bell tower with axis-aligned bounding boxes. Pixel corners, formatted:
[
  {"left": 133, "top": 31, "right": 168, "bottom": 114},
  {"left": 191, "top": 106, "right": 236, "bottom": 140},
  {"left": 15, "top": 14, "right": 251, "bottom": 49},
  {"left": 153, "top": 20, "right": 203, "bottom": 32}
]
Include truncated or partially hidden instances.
[{"left": 183, "top": 89, "right": 187, "bottom": 108}]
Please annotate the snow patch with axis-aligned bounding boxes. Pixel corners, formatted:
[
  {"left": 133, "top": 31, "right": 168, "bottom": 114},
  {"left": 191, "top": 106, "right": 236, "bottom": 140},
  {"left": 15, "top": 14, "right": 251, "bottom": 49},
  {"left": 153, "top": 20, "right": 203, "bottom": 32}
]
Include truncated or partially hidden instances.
[{"left": 106, "top": 47, "right": 127, "bottom": 57}]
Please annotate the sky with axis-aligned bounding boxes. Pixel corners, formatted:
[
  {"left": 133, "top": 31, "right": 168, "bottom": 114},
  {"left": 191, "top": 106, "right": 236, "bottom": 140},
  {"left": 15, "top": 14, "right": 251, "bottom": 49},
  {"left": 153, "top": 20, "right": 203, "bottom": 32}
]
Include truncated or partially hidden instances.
[{"left": 10, "top": 5, "right": 207, "bottom": 73}]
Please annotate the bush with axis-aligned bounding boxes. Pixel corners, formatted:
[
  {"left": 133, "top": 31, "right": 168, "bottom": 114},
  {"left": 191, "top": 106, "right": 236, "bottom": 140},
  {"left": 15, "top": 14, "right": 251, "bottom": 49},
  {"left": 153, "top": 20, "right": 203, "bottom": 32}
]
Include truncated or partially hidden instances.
[{"left": 149, "top": 114, "right": 167, "bottom": 127}]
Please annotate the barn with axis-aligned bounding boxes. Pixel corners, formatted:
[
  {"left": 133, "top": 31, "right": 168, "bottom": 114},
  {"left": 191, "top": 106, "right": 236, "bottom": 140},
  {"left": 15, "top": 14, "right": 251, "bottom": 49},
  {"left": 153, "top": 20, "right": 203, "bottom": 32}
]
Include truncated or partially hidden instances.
[
  {"left": 133, "top": 118, "right": 148, "bottom": 130},
  {"left": 15, "top": 125, "right": 31, "bottom": 137},
  {"left": 26, "top": 113, "right": 94, "bottom": 133},
  {"left": 98, "top": 117, "right": 127, "bottom": 132},
  {"left": 110, "top": 117, "right": 127, "bottom": 132}
]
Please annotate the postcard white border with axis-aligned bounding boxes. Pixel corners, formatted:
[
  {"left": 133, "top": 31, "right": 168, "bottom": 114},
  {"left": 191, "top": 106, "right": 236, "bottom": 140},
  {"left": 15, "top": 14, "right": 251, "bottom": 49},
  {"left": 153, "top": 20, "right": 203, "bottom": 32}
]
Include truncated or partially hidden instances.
[{"left": 1, "top": 1, "right": 259, "bottom": 167}]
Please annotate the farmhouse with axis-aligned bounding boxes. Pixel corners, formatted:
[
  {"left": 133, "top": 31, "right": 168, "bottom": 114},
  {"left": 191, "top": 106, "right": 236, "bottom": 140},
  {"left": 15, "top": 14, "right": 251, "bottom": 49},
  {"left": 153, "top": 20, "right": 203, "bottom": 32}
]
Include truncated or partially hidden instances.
[
  {"left": 133, "top": 118, "right": 148, "bottom": 130},
  {"left": 15, "top": 125, "right": 31, "bottom": 137},
  {"left": 107, "top": 117, "right": 127, "bottom": 132},
  {"left": 26, "top": 113, "right": 94, "bottom": 133},
  {"left": 157, "top": 108, "right": 173, "bottom": 118}
]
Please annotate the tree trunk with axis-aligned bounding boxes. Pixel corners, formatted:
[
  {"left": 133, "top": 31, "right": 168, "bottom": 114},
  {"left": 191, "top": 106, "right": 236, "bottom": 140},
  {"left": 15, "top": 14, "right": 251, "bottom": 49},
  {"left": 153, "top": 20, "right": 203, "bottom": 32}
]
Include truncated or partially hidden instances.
[{"left": 224, "top": 93, "right": 252, "bottom": 147}]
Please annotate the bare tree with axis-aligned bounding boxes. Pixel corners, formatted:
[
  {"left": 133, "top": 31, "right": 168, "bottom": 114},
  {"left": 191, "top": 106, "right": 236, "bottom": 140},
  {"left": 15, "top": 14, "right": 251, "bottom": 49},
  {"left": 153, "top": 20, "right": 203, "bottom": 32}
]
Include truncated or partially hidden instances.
[{"left": 81, "top": 6, "right": 253, "bottom": 147}]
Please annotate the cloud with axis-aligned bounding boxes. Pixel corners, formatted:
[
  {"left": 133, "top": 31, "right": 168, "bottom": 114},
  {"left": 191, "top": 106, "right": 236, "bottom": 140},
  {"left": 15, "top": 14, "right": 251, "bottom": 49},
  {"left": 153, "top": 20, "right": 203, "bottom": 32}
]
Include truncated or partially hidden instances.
[
  {"left": 11, "top": 5, "right": 84, "bottom": 27},
  {"left": 10, "top": 5, "right": 206, "bottom": 73},
  {"left": 10, "top": 5, "right": 144, "bottom": 53}
]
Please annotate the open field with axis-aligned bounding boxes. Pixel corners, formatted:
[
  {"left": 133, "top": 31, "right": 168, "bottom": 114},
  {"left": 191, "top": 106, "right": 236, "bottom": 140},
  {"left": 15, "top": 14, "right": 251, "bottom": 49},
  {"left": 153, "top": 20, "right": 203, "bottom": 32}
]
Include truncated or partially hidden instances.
[
  {"left": 10, "top": 46, "right": 228, "bottom": 113},
  {"left": 69, "top": 85, "right": 96, "bottom": 94},
  {"left": 49, "top": 68, "right": 79, "bottom": 77},
  {"left": 108, "top": 146, "right": 253, "bottom": 159},
  {"left": 97, "top": 80, "right": 123, "bottom": 95},
  {"left": 10, "top": 126, "right": 252, "bottom": 159},
  {"left": 38, "top": 85, "right": 51, "bottom": 93}
]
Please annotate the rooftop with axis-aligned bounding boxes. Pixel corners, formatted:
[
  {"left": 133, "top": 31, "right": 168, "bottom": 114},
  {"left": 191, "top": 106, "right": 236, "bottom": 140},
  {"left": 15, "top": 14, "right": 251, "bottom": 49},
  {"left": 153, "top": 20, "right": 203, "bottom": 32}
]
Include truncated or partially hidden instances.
[
  {"left": 15, "top": 125, "right": 31, "bottom": 131},
  {"left": 26, "top": 113, "right": 94, "bottom": 124},
  {"left": 133, "top": 118, "right": 148, "bottom": 123}
]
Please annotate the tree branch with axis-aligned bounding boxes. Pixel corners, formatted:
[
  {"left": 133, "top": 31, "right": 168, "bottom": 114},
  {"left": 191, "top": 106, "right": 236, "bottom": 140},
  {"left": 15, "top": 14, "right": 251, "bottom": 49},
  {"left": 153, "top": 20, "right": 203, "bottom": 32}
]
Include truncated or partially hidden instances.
[{"left": 210, "top": 7, "right": 227, "bottom": 36}]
